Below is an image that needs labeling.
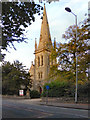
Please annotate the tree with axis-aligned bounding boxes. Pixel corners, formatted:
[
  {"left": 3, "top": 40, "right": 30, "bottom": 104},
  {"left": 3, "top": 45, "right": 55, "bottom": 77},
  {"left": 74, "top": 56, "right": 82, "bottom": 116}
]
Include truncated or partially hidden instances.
[
  {"left": 2, "top": 60, "right": 32, "bottom": 95},
  {"left": 49, "top": 18, "right": 89, "bottom": 84},
  {"left": 2, "top": 2, "right": 43, "bottom": 50},
  {"left": 61, "top": 18, "right": 88, "bottom": 83}
]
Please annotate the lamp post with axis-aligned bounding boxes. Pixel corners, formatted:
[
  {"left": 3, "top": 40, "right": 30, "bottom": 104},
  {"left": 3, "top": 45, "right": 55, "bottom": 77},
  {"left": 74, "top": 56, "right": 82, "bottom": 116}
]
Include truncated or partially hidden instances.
[{"left": 65, "top": 7, "right": 78, "bottom": 103}]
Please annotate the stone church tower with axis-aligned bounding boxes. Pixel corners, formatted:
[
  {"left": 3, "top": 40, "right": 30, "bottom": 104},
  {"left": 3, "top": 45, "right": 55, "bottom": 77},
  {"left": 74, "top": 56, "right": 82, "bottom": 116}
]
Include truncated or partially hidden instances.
[{"left": 29, "top": 4, "right": 56, "bottom": 93}]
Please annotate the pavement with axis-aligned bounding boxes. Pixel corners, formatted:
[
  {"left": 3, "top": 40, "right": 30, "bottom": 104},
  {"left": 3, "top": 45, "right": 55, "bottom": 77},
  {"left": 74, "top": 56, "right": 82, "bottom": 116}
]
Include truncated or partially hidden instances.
[
  {"left": 2, "top": 95, "right": 89, "bottom": 110},
  {"left": 38, "top": 101, "right": 89, "bottom": 110},
  {"left": 26, "top": 98, "right": 89, "bottom": 110},
  {"left": 19, "top": 98, "right": 89, "bottom": 110}
]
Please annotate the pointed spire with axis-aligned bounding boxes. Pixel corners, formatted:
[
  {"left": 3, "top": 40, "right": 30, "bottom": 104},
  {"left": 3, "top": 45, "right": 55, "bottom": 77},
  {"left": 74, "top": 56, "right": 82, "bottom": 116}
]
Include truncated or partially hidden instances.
[
  {"left": 35, "top": 38, "right": 37, "bottom": 50},
  {"left": 37, "top": 4, "right": 52, "bottom": 51},
  {"left": 43, "top": 4, "right": 47, "bottom": 19}
]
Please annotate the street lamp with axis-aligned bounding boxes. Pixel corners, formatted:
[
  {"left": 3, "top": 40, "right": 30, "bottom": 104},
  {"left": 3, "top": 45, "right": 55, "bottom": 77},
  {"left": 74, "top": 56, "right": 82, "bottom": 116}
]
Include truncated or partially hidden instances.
[{"left": 65, "top": 7, "right": 78, "bottom": 103}]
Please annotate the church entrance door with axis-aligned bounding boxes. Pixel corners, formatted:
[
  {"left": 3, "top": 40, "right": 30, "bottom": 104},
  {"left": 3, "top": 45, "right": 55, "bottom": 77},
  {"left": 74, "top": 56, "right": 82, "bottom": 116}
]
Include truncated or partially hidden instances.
[{"left": 39, "top": 86, "right": 42, "bottom": 94}]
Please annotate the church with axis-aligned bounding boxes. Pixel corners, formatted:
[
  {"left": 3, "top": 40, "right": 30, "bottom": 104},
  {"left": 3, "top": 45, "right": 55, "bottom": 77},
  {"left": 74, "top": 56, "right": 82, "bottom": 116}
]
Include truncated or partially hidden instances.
[{"left": 29, "top": 4, "right": 56, "bottom": 93}]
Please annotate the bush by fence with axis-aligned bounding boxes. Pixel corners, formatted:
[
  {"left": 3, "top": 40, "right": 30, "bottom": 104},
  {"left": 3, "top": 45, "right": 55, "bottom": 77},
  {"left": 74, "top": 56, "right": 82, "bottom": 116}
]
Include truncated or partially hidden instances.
[
  {"left": 42, "top": 80, "right": 88, "bottom": 98},
  {"left": 42, "top": 80, "right": 74, "bottom": 97}
]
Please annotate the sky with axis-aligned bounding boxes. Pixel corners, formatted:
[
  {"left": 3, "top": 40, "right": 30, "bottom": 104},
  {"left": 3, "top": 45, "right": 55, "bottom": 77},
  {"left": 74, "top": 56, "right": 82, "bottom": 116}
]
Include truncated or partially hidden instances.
[{"left": 2, "top": 0, "right": 89, "bottom": 70}]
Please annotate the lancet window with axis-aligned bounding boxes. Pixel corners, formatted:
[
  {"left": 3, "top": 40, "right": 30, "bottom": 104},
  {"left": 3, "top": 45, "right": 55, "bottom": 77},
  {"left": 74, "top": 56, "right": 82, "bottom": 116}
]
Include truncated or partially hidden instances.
[
  {"left": 41, "top": 55, "right": 43, "bottom": 66},
  {"left": 38, "top": 56, "right": 40, "bottom": 67},
  {"left": 38, "top": 72, "right": 40, "bottom": 79},
  {"left": 38, "top": 72, "right": 43, "bottom": 79}
]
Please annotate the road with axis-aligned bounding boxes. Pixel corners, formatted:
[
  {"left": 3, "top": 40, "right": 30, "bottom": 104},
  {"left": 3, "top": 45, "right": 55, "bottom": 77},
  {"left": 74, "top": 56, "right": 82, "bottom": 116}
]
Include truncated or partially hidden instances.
[{"left": 2, "top": 98, "right": 88, "bottom": 118}]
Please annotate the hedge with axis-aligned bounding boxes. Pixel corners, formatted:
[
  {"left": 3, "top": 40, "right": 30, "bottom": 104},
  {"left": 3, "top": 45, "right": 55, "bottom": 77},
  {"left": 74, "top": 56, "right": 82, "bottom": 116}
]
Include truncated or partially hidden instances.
[{"left": 42, "top": 80, "right": 88, "bottom": 98}]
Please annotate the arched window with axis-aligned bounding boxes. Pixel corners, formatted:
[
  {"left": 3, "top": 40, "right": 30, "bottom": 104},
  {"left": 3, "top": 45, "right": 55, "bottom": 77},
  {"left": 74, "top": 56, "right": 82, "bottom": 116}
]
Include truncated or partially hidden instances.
[
  {"left": 38, "top": 72, "right": 43, "bottom": 79},
  {"left": 38, "top": 56, "right": 40, "bottom": 67},
  {"left": 41, "top": 55, "right": 43, "bottom": 66},
  {"left": 48, "top": 56, "right": 50, "bottom": 65},
  {"left": 38, "top": 72, "right": 40, "bottom": 79}
]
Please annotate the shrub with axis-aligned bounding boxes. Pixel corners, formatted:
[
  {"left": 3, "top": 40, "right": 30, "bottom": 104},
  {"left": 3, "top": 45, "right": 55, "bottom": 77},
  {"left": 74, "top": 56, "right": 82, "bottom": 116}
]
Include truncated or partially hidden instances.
[
  {"left": 30, "top": 90, "right": 40, "bottom": 98},
  {"left": 42, "top": 81, "right": 72, "bottom": 97},
  {"left": 78, "top": 82, "right": 88, "bottom": 98},
  {"left": 42, "top": 80, "right": 89, "bottom": 99}
]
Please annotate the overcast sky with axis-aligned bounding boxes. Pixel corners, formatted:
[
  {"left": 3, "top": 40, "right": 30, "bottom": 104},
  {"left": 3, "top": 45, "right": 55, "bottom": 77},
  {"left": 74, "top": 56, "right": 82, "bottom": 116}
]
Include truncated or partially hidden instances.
[{"left": 2, "top": 0, "right": 89, "bottom": 70}]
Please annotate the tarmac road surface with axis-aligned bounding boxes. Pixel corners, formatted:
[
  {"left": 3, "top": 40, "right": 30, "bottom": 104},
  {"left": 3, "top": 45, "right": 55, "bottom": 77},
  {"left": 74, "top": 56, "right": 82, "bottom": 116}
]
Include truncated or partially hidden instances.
[{"left": 2, "top": 97, "right": 88, "bottom": 118}]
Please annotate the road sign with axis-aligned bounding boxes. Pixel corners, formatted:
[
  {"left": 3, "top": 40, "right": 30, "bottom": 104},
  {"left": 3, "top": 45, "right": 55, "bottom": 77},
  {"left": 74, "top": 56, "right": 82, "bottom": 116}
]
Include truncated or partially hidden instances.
[
  {"left": 19, "top": 90, "right": 24, "bottom": 96},
  {"left": 46, "top": 85, "right": 49, "bottom": 90},
  {"left": 46, "top": 85, "right": 49, "bottom": 104}
]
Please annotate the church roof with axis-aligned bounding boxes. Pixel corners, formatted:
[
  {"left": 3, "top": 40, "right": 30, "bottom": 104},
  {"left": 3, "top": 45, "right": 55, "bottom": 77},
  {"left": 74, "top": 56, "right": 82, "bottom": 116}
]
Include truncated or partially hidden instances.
[
  {"left": 29, "top": 61, "right": 34, "bottom": 73},
  {"left": 35, "top": 4, "right": 52, "bottom": 53}
]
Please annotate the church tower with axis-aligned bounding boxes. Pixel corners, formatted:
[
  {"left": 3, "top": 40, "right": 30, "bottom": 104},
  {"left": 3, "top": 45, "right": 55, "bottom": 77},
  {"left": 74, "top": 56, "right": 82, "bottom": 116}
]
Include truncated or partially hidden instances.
[{"left": 29, "top": 4, "right": 54, "bottom": 93}]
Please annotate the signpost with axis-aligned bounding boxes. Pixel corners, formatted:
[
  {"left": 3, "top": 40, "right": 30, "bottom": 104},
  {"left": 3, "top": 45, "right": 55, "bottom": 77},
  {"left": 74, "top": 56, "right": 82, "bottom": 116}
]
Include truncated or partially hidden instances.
[
  {"left": 19, "top": 90, "right": 24, "bottom": 96},
  {"left": 46, "top": 85, "right": 49, "bottom": 90},
  {"left": 46, "top": 85, "right": 49, "bottom": 104}
]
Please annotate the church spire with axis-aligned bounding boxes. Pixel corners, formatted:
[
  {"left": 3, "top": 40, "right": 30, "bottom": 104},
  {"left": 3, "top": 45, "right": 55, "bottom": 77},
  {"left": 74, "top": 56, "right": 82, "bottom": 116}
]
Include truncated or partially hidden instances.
[{"left": 37, "top": 4, "right": 52, "bottom": 51}]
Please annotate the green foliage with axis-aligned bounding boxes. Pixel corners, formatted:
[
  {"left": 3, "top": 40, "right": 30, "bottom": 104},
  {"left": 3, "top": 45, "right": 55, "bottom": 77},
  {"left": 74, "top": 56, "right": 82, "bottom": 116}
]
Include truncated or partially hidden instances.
[
  {"left": 61, "top": 19, "right": 88, "bottom": 82},
  {"left": 2, "top": 60, "right": 31, "bottom": 95},
  {"left": 30, "top": 90, "right": 40, "bottom": 98},
  {"left": 42, "top": 80, "right": 74, "bottom": 97},
  {"left": 42, "top": 80, "right": 88, "bottom": 98},
  {"left": 2, "top": 2, "right": 43, "bottom": 50},
  {"left": 49, "top": 18, "right": 88, "bottom": 85},
  {"left": 78, "top": 82, "right": 88, "bottom": 98}
]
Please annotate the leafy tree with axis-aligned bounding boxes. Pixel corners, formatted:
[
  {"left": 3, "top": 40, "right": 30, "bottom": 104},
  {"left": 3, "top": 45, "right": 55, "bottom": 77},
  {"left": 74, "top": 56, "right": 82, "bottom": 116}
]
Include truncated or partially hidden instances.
[
  {"left": 61, "top": 18, "right": 89, "bottom": 83},
  {"left": 2, "top": 2, "right": 43, "bottom": 50},
  {"left": 49, "top": 18, "right": 89, "bottom": 84},
  {"left": 2, "top": 60, "right": 32, "bottom": 95}
]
